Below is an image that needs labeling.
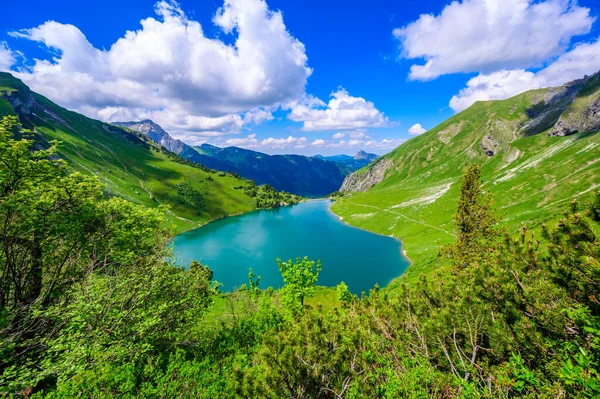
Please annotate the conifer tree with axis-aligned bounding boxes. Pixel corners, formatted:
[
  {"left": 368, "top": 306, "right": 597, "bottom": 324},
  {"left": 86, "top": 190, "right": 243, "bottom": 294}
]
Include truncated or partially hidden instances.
[{"left": 444, "top": 164, "right": 501, "bottom": 268}]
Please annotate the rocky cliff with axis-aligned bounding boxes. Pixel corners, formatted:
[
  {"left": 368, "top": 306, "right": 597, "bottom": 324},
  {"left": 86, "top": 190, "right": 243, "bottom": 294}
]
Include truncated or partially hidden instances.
[
  {"left": 340, "top": 159, "right": 392, "bottom": 192},
  {"left": 549, "top": 74, "right": 600, "bottom": 137}
]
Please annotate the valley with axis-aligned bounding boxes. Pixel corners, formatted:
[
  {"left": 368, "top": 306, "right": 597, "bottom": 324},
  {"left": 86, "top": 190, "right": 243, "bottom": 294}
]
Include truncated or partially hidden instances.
[
  {"left": 117, "top": 120, "right": 377, "bottom": 197},
  {"left": 2, "top": 0, "right": 600, "bottom": 396},
  {"left": 0, "top": 73, "right": 300, "bottom": 233}
]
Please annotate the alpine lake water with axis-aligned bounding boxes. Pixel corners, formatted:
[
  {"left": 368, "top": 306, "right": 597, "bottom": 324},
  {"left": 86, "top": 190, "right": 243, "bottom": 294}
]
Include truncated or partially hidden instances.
[{"left": 173, "top": 200, "right": 409, "bottom": 294}]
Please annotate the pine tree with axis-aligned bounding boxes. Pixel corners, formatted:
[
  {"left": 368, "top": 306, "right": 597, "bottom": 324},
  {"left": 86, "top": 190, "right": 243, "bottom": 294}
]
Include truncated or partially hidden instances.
[{"left": 444, "top": 164, "right": 502, "bottom": 268}]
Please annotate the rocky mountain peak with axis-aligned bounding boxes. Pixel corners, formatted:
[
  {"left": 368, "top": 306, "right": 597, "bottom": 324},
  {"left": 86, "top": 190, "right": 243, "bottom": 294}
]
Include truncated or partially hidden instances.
[
  {"left": 353, "top": 150, "right": 377, "bottom": 161},
  {"left": 113, "top": 120, "right": 188, "bottom": 155}
]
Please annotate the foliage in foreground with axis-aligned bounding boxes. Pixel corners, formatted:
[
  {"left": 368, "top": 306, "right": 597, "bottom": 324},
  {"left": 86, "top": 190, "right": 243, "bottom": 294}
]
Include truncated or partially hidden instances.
[{"left": 0, "top": 114, "right": 598, "bottom": 398}]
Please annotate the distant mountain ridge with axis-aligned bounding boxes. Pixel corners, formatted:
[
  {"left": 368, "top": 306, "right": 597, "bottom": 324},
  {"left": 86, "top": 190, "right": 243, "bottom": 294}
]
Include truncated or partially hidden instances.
[
  {"left": 316, "top": 151, "right": 378, "bottom": 171},
  {"left": 192, "top": 143, "right": 350, "bottom": 197},
  {"left": 116, "top": 120, "right": 364, "bottom": 197}
]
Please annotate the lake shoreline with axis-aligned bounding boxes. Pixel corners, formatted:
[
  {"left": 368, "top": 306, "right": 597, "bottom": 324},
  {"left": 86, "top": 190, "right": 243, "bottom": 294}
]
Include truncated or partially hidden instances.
[
  {"left": 175, "top": 199, "right": 311, "bottom": 236},
  {"left": 173, "top": 200, "right": 409, "bottom": 294},
  {"left": 327, "top": 199, "right": 413, "bottom": 270}
]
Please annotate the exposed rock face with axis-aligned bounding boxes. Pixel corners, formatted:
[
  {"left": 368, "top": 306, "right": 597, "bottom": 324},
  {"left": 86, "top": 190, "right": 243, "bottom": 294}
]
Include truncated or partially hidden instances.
[
  {"left": 481, "top": 135, "right": 500, "bottom": 156},
  {"left": 113, "top": 120, "right": 211, "bottom": 166},
  {"left": 519, "top": 77, "right": 590, "bottom": 137},
  {"left": 353, "top": 150, "right": 378, "bottom": 162},
  {"left": 113, "top": 120, "right": 187, "bottom": 154},
  {"left": 549, "top": 96, "right": 600, "bottom": 137},
  {"left": 437, "top": 122, "right": 463, "bottom": 144},
  {"left": 340, "top": 158, "right": 392, "bottom": 192},
  {"left": 1, "top": 88, "right": 35, "bottom": 115}
]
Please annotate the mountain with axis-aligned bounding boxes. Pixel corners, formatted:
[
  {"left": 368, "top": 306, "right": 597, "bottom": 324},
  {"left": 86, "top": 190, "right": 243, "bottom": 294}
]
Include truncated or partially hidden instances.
[
  {"left": 0, "top": 72, "right": 297, "bottom": 232},
  {"left": 316, "top": 151, "right": 379, "bottom": 172},
  {"left": 333, "top": 71, "right": 600, "bottom": 281},
  {"left": 116, "top": 121, "right": 350, "bottom": 197},
  {"left": 112, "top": 120, "right": 209, "bottom": 165},
  {"left": 191, "top": 144, "right": 350, "bottom": 197}
]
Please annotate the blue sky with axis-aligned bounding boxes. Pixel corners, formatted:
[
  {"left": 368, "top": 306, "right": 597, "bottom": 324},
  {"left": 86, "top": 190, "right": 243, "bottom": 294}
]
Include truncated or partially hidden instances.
[{"left": 1, "top": 0, "right": 600, "bottom": 155}]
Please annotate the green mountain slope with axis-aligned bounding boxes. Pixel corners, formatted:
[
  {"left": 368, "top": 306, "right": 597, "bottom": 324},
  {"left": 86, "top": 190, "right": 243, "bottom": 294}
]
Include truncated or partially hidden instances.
[
  {"left": 0, "top": 73, "right": 265, "bottom": 233},
  {"left": 333, "top": 72, "right": 600, "bottom": 281},
  {"left": 191, "top": 143, "right": 351, "bottom": 197}
]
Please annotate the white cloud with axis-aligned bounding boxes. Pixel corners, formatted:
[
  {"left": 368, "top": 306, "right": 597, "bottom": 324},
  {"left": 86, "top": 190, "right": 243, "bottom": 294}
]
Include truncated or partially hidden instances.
[
  {"left": 535, "top": 38, "right": 600, "bottom": 84},
  {"left": 309, "top": 137, "right": 405, "bottom": 152},
  {"left": 223, "top": 133, "right": 258, "bottom": 147},
  {"left": 450, "top": 38, "right": 600, "bottom": 112},
  {"left": 222, "top": 134, "right": 308, "bottom": 149},
  {"left": 394, "top": 0, "right": 594, "bottom": 81},
  {"left": 10, "top": 0, "right": 310, "bottom": 138},
  {"left": 408, "top": 123, "right": 427, "bottom": 135},
  {"left": 216, "top": 133, "right": 405, "bottom": 154},
  {"left": 0, "top": 42, "right": 16, "bottom": 71},
  {"left": 288, "top": 88, "right": 389, "bottom": 131},
  {"left": 243, "top": 109, "right": 274, "bottom": 124},
  {"left": 332, "top": 129, "right": 370, "bottom": 140},
  {"left": 362, "top": 138, "right": 405, "bottom": 151},
  {"left": 261, "top": 135, "right": 307, "bottom": 149}
]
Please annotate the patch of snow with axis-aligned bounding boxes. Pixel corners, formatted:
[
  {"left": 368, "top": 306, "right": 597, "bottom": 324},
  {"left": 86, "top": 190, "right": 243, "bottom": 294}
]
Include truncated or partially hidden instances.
[
  {"left": 576, "top": 142, "right": 600, "bottom": 155},
  {"left": 495, "top": 137, "right": 575, "bottom": 183},
  {"left": 391, "top": 182, "right": 453, "bottom": 208},
  {"left": 350, "top": 212, "right": 376, "bottom": 219}
]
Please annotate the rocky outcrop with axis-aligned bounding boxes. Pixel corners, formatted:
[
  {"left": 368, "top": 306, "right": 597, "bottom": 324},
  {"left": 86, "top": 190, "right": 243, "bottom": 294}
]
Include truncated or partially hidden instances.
[
  {"left": 481, "top": 135, "right": 500, "bottom": 156},
  {"left": 113, "top": 120, "right": 210, "bottom": 165},
  {"left": 340, "top": 158, "right": 392, "bottom": 192},
  {"left": 353, "top": 150, "right": 378, "bottom": 162},
  {"left": 0, "top": 88, "right": 35, "bottom": 115},
  {"left": 549, "top": 96, "right": 600, "bottom": 137},
  {"left": 113, "top": 120, "right": 186, "bottom": 153},
  {"left": 519, "top": 75, "right": 590, "bottom": 137}
]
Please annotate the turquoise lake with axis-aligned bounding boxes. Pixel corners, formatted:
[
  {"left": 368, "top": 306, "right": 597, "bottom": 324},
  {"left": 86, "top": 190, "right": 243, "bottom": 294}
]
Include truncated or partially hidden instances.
[{"left": 173, "top": 200, "right": 409, "bottom": 294}]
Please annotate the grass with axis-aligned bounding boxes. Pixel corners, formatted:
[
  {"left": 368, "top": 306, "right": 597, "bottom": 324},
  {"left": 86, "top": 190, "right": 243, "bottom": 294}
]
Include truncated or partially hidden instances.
[
  {"left": 332, "top": 86, "right": 600, "bottom": 287},
  {"left": 0, "top": 99, "right": 15, "bottom": 116},
  {"left": 0, "top": 73, "right": 257, "bottom": 233}
]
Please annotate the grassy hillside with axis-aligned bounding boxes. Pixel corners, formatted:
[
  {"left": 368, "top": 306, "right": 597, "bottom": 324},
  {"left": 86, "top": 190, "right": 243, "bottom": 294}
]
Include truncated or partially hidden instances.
[
  {"left": 333, "top": 74, "right": 600, "bottom": 284},
  {"left": 0, "top": 73, "right": 263, "bottom": 233}
]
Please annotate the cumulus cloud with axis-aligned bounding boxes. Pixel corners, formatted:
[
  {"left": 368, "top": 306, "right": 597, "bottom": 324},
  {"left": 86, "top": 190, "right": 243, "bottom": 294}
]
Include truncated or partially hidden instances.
[
  {"left": 307, "top": 137, "right": 405, "bottom": 153},
  {"left": 288, "top": 88, "right": 389, "bottom": 131},
  {"left": 408, "top": 123, "right": 427, "bottom": 136},
  {"left": 0, "top": 42, "right": 16, "bottom": 71},
  {"left": 394, "top": 0, "right": 594, "bottom": 81},
  {"left": 223, "top": 133, "right": 258, "bottom": 147},
  {"left": 222, "top": 134, "right": 310, "bottom": 150},
  {"left": 450, "top": 38, "right": 600, "bottom": 112},
  {"left": 10, "top": 0, "right": 311, "bottom": 138},
  {"left": 260, "top": 136, "right": 307, "bottom": 149},
  {"left": 332, "top": 132, "right": 345, "bottom": 139},
  {"left": 243, "top": 109, "right": 274, "bottom": 124},
  {"left": 217, "top": 133, "right": 404, "bottom": 154}
]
